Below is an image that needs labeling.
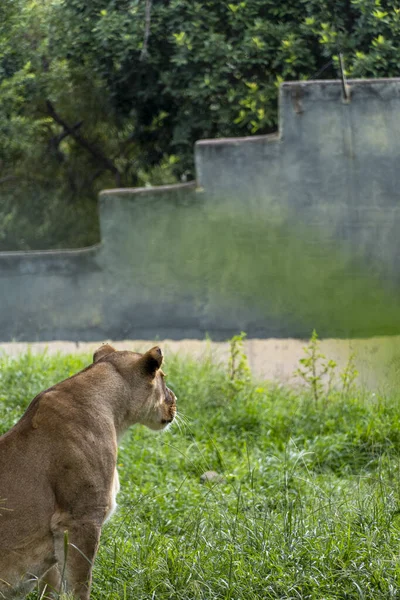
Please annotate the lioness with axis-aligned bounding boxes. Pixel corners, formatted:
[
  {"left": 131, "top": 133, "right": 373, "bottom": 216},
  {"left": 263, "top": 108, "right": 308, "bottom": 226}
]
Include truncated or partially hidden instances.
[{"left": 0, "top": 344, "right": 176, "bottom": 599}]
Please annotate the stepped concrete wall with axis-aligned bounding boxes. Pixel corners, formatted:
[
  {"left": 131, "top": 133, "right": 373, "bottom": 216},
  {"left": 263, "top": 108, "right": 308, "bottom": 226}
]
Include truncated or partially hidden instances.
[{"left": 2, "top": 79, "right": 400, "bottom": 341}]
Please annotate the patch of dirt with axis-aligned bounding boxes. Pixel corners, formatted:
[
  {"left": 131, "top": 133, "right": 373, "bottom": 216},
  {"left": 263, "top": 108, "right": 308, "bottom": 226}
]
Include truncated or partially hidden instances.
[{"left": 1, "top": 337, "right": 400, "bottom": 390}]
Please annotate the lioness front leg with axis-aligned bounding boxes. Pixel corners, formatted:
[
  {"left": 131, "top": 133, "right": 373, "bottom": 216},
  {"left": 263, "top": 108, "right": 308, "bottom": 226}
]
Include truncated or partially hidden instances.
[{"left": 51, "top": 513, "right": 101, "bottom": 600}]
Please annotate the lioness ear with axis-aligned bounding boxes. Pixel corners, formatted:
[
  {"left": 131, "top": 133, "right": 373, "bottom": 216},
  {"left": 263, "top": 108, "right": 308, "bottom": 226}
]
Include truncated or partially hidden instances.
[
  {"left": 93, "top": 343, "right": 116, "bottom": 363},
  {"left": 140, "top": 346, "right": 163, "bottom": 377}
]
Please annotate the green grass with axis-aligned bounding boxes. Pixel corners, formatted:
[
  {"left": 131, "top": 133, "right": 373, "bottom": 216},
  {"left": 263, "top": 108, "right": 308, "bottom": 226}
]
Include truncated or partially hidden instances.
[{"left": 2, "top": 350, "right": 400, "bottom": 599}]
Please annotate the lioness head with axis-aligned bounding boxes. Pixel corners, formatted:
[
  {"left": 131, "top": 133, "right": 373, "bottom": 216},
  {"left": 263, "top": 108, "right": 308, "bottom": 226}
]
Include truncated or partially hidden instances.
[{"left": 93, "top": 344, "right": 177, "bottom": 431}]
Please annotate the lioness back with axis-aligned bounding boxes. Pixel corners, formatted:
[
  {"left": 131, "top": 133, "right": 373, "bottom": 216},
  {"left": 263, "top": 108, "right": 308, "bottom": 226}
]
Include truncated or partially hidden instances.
[{"left": 0, "top": 345, "right": 176, "bottom": 600}]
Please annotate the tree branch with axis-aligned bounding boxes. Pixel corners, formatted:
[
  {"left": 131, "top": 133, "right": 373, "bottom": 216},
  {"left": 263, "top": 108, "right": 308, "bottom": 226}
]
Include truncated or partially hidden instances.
[
  {"left": 140, "top": 0, "right": 153, "bottom": 60},
  {"left": 48, "top": 121, "right": 84, "bottom": 163},
  {"left": 46, "top": 100, "right": 122, "bottom": 186},
  {"left": 55, "top": 120, "right": 83, "bottom": 145}
]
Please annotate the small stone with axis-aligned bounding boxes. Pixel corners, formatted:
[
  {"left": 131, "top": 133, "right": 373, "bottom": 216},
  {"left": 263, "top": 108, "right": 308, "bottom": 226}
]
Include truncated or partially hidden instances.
[{"left": 200, "top": 470, "right": 225, "bottom": 484}]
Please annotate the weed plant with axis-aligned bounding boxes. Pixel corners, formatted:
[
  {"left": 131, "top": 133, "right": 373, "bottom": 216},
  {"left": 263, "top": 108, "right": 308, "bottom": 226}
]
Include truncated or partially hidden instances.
[{"left": 1, "top": 345, "right": 400, "bottom": 599}]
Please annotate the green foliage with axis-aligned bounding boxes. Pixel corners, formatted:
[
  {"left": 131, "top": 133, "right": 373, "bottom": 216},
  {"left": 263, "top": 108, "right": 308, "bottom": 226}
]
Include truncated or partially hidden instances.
[
  {"left": 295, "top": 330, "right": 360, "bottom": 403},
  {"left": 295, "top": 329, "right": 337, "bottom": 404},
  {"left": 302, "top": 0, "right": 400, "bottom": 78},
  {"left": 227, "top": 332, "right": 251, "bottom": 389},
  {"left": 1, "top": 0, "right": 400, "bottom": 248},
  {"left": 340, "top": 351, "right": 359, "bottom": 398}
]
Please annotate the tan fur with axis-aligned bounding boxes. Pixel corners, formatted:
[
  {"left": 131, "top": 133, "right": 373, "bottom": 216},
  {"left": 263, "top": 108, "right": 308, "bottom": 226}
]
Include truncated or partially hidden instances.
[{"left": 0, "top": 345, "right": 176, "bottom": 599}]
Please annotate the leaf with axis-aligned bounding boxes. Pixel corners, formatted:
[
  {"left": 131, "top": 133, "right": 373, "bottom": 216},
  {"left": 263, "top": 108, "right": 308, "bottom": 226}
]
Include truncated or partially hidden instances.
[
  {"left": 245, "top": 81, "right": 258, "bottom": 91},
  {"left": 173, "top": 31, "right": 186, "bottom": 45},
  {"left": 372, "top": 34, "right": 386, "bottom": 46},
  {"left": 372, "top": 10, "right": 388, "bottom": 18},
  {"left": 252, "top": 36, "right": 265, "bottom": 50}
]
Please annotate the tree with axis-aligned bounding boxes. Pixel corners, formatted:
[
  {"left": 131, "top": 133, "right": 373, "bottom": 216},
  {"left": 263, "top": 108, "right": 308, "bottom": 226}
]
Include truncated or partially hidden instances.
[{"left": 1, "top": 0, "right": 399, "bottom": 249}]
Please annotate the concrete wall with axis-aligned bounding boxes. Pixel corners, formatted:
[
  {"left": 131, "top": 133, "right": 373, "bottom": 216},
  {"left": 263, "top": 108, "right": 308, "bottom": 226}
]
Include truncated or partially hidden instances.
[{"left": 2, "top": 79, "right": 400, "bottom": 341}]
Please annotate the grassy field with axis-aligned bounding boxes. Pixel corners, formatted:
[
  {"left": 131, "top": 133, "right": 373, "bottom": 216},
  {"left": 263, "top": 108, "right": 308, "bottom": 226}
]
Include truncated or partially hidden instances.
[{"left": 1, "top": 342, "right": 400, "bottom": 599}]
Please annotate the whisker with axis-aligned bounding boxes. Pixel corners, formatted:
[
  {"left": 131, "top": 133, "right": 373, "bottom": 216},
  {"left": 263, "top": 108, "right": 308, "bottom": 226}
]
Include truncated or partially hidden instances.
[
  {"left": 176, "top": 411, "right": 192, "bottom": 426},
  {"left": 170, "top": 412, "right": 193, "bottom": 436},
  {"left": 173, "top": 416, "right": 184, "bottom": 434}
]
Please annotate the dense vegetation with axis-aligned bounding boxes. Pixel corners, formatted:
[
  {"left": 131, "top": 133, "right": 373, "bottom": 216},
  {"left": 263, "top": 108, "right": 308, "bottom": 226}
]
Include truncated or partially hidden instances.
[
  {"left": 1, "top": 0, "right": 400, "bottom": 249},
  {"left": 1, "top": 342, "right": 400, "bottom": 598}
]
